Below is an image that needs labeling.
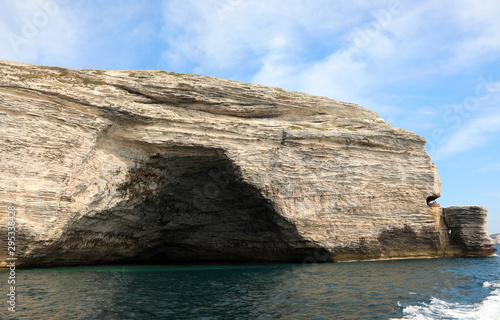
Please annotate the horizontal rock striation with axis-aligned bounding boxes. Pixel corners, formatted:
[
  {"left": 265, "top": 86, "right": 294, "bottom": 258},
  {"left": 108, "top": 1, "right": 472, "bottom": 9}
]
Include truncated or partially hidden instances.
[
  {"left": 0, "top": 60, "right": 495, "bottom": 267},
  {"left": 443, "top": 206, "right": 496, "bottom": 256}
]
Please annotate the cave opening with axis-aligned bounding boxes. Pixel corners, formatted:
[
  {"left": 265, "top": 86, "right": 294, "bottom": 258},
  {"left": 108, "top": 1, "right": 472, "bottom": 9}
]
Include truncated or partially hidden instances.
[
  {"left": 51, "top": 147, "right": 319, "bottom": 266},
  {"left": 426, "top": 196, "right": 440, "bottom": 207}
]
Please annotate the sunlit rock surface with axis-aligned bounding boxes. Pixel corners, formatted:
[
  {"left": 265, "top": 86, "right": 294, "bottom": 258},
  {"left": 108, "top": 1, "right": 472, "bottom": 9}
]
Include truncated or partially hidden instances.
[
  {"left": 442, "top": 206, "right": 496, "bottom": 256},
  {"left": 0, "top": 60, "right": 495, "bottom": 267}
]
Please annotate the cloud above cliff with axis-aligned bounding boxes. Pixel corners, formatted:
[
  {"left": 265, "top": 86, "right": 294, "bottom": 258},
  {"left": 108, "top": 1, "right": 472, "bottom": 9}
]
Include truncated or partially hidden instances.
[
  {"left": 160, "top": 0, "right": 375, "bottom": 78},
  {"left": 433, "top": 110, "right": 500, "bottom": 160},
  {"left": 160, "top": 1, "right": 500, "bottom": 87}
]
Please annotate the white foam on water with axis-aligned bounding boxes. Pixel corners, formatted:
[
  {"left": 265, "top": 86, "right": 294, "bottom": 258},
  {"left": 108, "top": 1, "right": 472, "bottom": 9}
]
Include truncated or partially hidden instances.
[
  {"left": 483, "top": 280, "right": 500, "bottom": 288},
  {"left": 395, "top": 282, "right": 500, "bottom": 320}
]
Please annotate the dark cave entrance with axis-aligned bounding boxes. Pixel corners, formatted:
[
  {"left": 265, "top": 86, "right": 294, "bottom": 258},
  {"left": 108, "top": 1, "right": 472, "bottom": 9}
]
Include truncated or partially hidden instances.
[
  {"left": 52, "top": 147, "right": 319, "bottom": 266},
  {"left": 426, "top": 196, "right": 440, "bottom": 207}
]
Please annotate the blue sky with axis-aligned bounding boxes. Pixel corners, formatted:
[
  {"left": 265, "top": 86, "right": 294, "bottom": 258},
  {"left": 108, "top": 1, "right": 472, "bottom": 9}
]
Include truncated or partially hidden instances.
[{"left": 1, "top": 0, "right": 499, "bottom": 234}]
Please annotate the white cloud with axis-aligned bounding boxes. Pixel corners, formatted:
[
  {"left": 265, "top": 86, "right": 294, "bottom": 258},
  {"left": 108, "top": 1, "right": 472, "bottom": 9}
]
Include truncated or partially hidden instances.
[
  {"left": 442, "top": 0, "right": 500, "bottom": 70},
  {"left": 249, "top": 2, "right": 440, "bottom": 99},
  {"left": 160, "top": 0, "right": 376, "bottom": 74},
  {"left": 433, "top": 110, "right": 500, "bottom": 160},
  {"left": 159, "top": 0, "right": 500, "bottom": 98},
  {"left": 0, "top": 0, "right": 166, "bottom": 69},
  {"left": 428, "top": 80, "right": 500, "bottom": 159},
  {"left": 0, "top": 0, "right": 83, "bottom": 67}
]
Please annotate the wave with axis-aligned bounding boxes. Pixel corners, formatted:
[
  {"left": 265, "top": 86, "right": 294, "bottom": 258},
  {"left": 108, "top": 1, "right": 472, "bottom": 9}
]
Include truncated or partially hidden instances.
[{"left": 395, "top": 282, "right": 500, "bottom": 320}]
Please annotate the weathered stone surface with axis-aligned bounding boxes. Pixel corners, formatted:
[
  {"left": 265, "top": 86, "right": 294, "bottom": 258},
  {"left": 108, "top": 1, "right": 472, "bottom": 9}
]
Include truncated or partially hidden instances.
[
  {"left": 0, "top": 60, "right": 495, "bottom": 267},
  {"left": 443, "top": 206, "right": 496, "bottom": 255}
]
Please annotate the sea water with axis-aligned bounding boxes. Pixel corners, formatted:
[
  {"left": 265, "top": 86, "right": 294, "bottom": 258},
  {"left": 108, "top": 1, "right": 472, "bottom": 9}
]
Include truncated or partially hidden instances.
[{"left": 0, "top": 255, "right": 499, "bottom": 319}]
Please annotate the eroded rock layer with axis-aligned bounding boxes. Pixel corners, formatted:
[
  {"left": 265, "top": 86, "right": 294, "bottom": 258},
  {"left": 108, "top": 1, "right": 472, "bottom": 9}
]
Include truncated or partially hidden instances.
[
  {"left": 443, "top": 206, "right": 496, "bottom": 256},
  {"left": 0, "top": 60, "right": 495, "bottom": 267}
]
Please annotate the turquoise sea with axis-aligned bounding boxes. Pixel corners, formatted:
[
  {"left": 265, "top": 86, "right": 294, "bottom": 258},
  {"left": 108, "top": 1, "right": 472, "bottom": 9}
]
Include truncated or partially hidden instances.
[{"left": 1, "top": 255, "right": 499, "bottom": 320}]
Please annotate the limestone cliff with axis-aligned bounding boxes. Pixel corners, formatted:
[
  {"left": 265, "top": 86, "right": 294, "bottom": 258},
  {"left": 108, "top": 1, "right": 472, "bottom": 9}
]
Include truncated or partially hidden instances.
[{"left": 0, "top": 60, "right": 495, "bottom": 267}]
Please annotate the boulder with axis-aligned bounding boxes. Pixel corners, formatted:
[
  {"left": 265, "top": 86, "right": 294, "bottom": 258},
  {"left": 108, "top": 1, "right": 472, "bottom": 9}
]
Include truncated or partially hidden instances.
[{"left": 443, "top": 206, "right": 496, "bottom": 256}]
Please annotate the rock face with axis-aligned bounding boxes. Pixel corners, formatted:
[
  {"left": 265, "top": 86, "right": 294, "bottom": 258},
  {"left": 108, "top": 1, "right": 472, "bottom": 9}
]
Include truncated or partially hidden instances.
[
  {"left": 0, "top": 60, "right": 496, "bottom": 267},
  {"left": 442, "top": 207, "right": 496, "bottom": 256}
]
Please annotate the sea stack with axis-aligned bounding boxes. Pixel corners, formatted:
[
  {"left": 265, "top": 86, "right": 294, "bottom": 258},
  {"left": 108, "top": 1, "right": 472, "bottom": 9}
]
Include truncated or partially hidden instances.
[{"left": 0, "top": 60, "right": 496, "bottom": 267}]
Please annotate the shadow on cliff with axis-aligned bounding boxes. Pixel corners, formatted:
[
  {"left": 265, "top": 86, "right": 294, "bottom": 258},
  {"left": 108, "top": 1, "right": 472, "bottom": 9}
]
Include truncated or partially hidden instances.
[{"left": 29, "top": 147, "right": 329, "bottom": 267}]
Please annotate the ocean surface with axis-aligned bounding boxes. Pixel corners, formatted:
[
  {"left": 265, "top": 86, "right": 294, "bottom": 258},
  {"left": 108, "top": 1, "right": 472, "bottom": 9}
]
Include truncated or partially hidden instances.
[{"left": 1, "top": 254, "right": 499, "bottom": 320}]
